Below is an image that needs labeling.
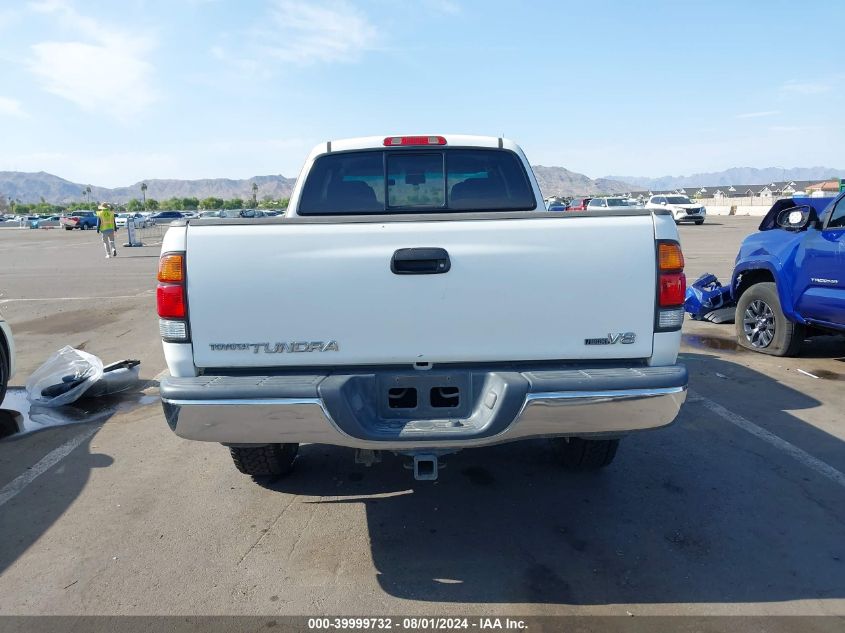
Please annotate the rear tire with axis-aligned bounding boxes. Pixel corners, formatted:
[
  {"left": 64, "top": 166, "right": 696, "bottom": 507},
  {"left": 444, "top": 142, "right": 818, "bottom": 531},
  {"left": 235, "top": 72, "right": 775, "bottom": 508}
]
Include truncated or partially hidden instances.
[
  {"left": 553, "top": 437, "right": 619, "bottom": 471},
  {"left": 229, "top": 443, "right": 298, "bottom": 477},
  {"left": 735, "top": 282, "right": 803, "bottom": 356},
  {"left": 64, "top": 227, "right": 72, "bottom": 231}
]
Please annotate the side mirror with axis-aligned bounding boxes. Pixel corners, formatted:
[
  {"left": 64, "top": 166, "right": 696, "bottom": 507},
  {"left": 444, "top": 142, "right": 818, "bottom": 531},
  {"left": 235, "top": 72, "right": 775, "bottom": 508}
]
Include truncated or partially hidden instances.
[
  {"left": 661, "top": 201, "right": 667, "bottom": 205},
  {"left": 776, "top": 205, "right": 818, "bottom": 231}
]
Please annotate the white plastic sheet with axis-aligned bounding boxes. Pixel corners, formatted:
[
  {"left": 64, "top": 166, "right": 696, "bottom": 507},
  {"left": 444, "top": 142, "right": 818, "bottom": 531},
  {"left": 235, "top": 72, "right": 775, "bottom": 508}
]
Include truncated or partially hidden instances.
[{"left": 25, "top": 346, "right": 104, "bottom": 407}]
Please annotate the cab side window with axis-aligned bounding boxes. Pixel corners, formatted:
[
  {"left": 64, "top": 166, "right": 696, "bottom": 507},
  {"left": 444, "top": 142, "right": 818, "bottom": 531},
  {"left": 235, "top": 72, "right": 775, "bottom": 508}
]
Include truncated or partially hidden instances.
[{"left": 827, "top": 197, "right": 845, "bottom": 229}]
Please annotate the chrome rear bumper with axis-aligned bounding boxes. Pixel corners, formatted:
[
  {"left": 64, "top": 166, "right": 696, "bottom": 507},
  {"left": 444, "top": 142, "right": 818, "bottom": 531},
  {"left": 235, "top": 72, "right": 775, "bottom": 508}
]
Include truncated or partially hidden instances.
[{"left": 160, "top": 364, "right": 687, "bottom": 450}]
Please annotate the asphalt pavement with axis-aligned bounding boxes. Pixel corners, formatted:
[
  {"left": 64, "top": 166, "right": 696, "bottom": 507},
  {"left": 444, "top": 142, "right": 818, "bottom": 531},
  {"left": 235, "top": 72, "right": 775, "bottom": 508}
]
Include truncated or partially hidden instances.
[{"left": 0, "top": 218, "right": 843, "bottom": 619}]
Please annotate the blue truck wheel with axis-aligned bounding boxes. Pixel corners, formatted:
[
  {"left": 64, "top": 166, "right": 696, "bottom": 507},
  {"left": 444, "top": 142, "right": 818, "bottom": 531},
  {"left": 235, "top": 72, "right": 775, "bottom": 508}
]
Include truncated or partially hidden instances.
[{"left": 735, "top": 282, "right": 804, "bottom": 356}]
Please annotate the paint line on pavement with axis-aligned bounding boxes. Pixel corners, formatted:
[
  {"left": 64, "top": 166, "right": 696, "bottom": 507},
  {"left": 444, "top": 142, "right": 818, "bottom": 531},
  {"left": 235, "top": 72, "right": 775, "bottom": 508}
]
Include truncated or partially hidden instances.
[
  {"left": 692, "top": 389, "right": 845, "bottom": 489},
  {"left": 0, "top": 291, "right": 152, "bottom": 304},
  {"left": 0, "top": 425, "right": 100, "bottom": 508}
]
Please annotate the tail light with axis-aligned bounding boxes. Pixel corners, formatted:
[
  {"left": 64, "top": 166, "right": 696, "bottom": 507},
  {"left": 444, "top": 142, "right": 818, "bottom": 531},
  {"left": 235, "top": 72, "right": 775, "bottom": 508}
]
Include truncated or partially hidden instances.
[
  {"left": 658, "top": 242, "right": 684, "bottom": 272},
  {"left": 383, "top": 136, "right": 447, "bottom": 146},
  {"left": 157, "top": 284, "right": 185, "bottom": 319},
  {"left": 158, "top": 253, "right": 184, "bottom": 283},
  {"left": 656, "top": 240, "right": 686, "bottom": 331},
  {"left": 157, "top": 252, "right": 189, "bottom": 342},
  {"left": 659, "top": 273, "right": 686, "bottom": 306}
]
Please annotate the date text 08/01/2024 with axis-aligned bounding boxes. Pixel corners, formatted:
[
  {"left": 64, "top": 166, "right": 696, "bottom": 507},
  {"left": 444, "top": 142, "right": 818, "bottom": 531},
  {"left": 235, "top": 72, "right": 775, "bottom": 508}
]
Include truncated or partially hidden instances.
[{"left": 307, "top": 617, "right": 528, "bottom": 630}]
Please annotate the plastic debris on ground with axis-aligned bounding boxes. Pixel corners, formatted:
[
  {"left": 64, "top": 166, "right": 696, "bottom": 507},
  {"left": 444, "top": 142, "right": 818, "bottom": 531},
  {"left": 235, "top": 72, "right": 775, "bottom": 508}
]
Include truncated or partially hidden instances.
[
  {"left": 26, "top": 346, "right": 105, "bottom": 407},
  {"left": 1, "top": 387, "right": 158, "bottom": 439},
  {"left": 684, "top": 273, "right": 737, "bottom": 324},
  {"left": 86, "top": 359, "right": 142, "bottom": 397},
  {"left": 25, "top": 346, "right": 142, "bottom": 407},
  {"left": 1, "top": 387, "right": 118, "bottom": 439}
]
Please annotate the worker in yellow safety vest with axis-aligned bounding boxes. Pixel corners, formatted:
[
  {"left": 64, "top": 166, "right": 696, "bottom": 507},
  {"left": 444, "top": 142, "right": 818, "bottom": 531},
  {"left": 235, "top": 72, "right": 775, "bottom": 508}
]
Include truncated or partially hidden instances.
[{"left": 96, "top": 202, "right": 118, "bottom": 258}]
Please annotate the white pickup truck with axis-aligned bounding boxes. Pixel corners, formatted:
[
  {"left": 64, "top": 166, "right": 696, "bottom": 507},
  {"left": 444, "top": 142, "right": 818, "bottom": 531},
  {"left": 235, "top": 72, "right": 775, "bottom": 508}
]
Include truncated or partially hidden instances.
[{"left": 157, "top": 135, "right": 688, "bottom": 481}]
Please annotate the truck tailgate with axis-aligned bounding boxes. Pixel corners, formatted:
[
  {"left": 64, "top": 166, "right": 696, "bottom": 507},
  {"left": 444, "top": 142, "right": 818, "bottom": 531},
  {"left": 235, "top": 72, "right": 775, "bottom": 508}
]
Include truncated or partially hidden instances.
[{"left": 186, "top": 215, "right": 656, "bottom": 368}]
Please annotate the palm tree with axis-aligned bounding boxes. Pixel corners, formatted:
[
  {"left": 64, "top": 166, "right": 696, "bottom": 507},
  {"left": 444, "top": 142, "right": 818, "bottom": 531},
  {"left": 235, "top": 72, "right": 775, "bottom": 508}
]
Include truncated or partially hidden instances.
[
  {"left": 251, "top": 182, "right": 258, "bottom": 208},
  {"left": 140, "top": 182, "right": 148, "bottom": 210},
  {"left": 84, "top": 185, "right": 92, "bottom": 205}
]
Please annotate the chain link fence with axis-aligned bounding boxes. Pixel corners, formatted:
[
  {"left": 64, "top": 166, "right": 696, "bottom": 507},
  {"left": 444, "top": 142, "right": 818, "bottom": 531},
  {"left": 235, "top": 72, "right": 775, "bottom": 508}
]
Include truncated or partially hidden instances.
[{"left": 136, "top": 222, "right": 168, "bottom": 244}]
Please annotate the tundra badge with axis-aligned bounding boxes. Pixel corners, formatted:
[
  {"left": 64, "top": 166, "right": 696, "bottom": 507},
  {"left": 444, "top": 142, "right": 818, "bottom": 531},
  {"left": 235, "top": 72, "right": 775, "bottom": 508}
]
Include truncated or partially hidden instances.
[{"left": 209, "top": 341, "right": 339, "bottom": 353}]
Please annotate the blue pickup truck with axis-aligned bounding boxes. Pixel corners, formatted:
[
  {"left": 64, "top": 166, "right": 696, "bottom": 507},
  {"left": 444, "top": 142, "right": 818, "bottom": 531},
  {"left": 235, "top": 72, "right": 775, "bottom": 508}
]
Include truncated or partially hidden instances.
[
  {"left": 731, "top": 194, "right": 845, "bottom": 356},
  {"left": 60, "top": 210, "right": 98, "bottom": 230}
]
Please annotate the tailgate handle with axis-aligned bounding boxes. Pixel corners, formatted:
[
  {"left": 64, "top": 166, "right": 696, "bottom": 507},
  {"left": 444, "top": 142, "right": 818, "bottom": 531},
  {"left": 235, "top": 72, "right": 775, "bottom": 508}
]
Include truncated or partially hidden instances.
[{"left": 391, "top": 248, "right": 451, "bottom": 275}]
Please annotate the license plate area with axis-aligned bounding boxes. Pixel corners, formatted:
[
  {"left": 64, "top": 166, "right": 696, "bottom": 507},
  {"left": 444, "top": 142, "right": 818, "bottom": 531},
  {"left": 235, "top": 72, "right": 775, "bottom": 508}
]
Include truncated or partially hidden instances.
[{"left": 377, "top": 373, "right": 472, "bottom": 420}]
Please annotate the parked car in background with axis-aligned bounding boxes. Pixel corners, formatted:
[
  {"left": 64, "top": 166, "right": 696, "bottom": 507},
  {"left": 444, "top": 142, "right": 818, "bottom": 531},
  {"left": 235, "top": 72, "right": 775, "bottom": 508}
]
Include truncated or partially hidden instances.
[
  {"left": 566, "top": 197, "right": 592, "bottom": 211},
  {"left": 587, "top": 197, "right": 642, "bottom": 209},
  {"left": 60, "top": 211, "right": 98, "bottom": 230},
  {"left": 29, "top": 215, "right": 62, "bottom": 228},
  {"left": 0, "top": 309, "right": 15, "bottom": 405},
  {"left": 201, "top": 209, "right": 266, "bottom": 220},
  {"left": 213, "top": 209, "right": 242, "bottom": 220},
  {"left": 547, "top": 202, "right": 567, "bottom": 211},
  {"left": 731, "top": 195, "right": 843, "bottom": 356},
  {"left": 646, "top": 195, "right": 706, "bottom": 225},
  {"left": 150, "top": 211, "right": 185, "bottom": 222},
  {"left": 116, "top": 212, "right": 148, "bottom": 228}
]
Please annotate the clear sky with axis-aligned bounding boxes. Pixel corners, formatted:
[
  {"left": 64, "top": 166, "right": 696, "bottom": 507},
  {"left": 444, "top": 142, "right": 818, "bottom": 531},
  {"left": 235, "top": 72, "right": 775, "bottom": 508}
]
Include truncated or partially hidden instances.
[{"left": 0, "top": 0, "right": 842, "bottom": 187}]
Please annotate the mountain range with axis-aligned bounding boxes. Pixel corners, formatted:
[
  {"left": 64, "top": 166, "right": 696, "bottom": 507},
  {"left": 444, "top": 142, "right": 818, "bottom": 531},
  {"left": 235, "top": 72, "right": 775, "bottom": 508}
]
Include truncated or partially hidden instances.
[
  {"left": 4, "top": 165, "right": 841, "bottom": 204},
  {"left": 0, "top": 167, "right": 633, "bottom": 204},
  {"left": 607, "top": 166, "right": 845, "bottom": 191},
  {"left": 530, "top": 166, "right": 631, "bottom": 197},
  {"left": 0, "top": 172, "right": 297, "bottom": 205}
]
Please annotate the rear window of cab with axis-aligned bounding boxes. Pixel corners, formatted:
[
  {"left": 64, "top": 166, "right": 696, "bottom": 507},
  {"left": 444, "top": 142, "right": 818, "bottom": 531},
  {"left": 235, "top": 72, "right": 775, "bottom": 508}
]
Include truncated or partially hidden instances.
[{"left": 298, "top": 149, "right": 536, "bottom": 215}]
